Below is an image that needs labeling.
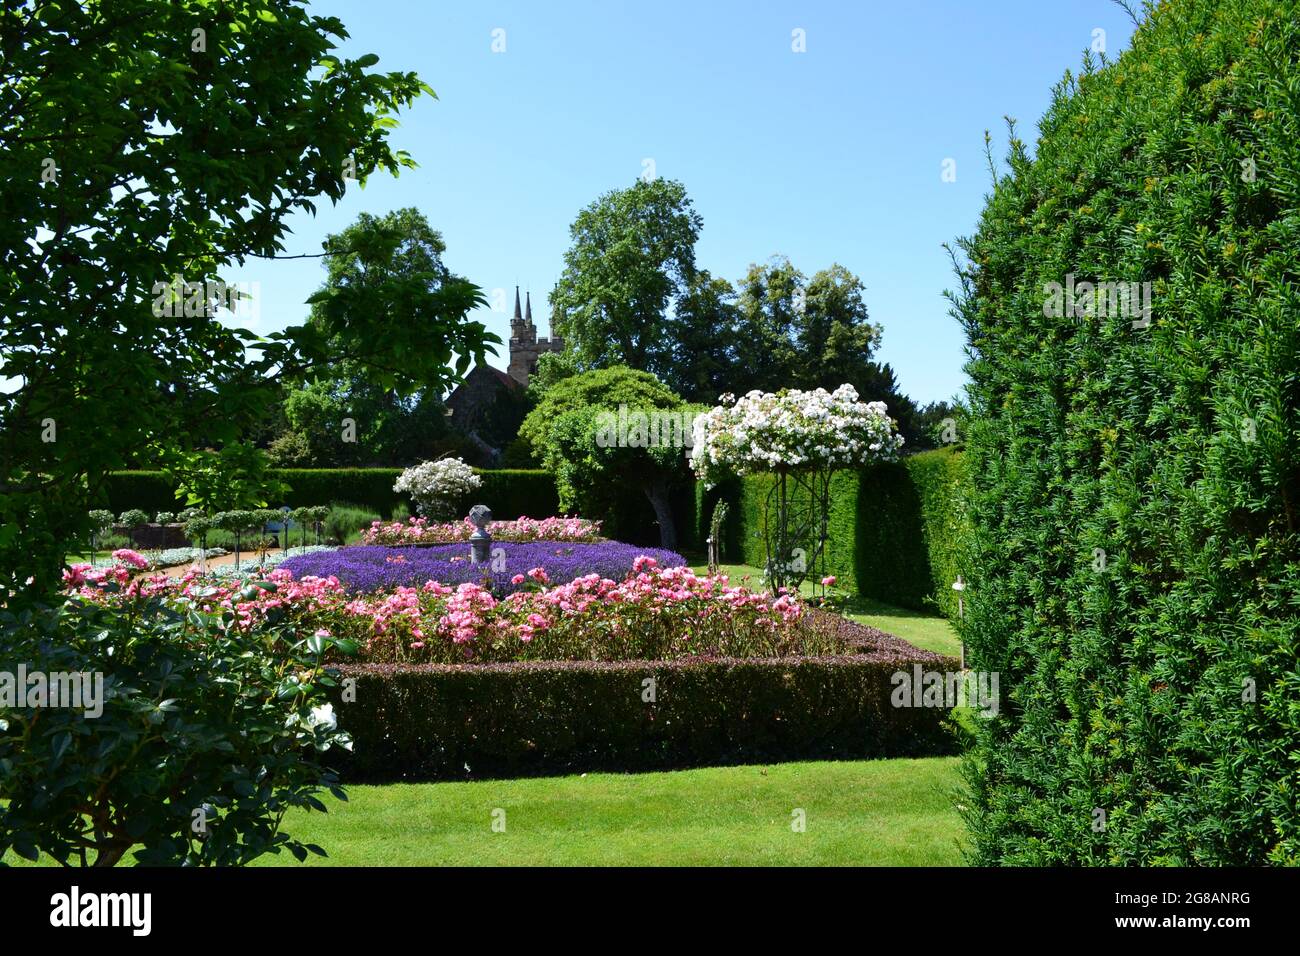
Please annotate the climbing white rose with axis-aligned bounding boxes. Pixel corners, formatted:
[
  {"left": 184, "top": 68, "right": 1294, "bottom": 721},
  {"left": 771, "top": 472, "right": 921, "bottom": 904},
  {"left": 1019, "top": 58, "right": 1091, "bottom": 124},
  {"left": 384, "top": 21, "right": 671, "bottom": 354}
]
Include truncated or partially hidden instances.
[{"left": 689, "top": 384, "right": 903, "bottom": 486}]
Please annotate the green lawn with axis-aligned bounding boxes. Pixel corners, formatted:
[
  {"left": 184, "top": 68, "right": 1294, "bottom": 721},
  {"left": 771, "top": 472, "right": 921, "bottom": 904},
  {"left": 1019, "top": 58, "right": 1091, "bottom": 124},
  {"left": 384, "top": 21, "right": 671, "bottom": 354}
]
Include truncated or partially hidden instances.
[
  {"left": 694, "top": 562, "right": 962, "bottom": 658},
  {"left": 255, "top": 757, "right": 965, "bottom": 866},
  {"left": 7, "top": 757, "right": 965, "bottom": 867}
]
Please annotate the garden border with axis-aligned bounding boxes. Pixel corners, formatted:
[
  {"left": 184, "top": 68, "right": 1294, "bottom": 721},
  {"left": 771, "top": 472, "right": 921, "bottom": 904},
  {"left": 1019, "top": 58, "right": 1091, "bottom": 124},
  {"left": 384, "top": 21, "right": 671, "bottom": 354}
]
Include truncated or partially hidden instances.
[{"left": 330, "top": 613, "right": 961, "bottom": 781}]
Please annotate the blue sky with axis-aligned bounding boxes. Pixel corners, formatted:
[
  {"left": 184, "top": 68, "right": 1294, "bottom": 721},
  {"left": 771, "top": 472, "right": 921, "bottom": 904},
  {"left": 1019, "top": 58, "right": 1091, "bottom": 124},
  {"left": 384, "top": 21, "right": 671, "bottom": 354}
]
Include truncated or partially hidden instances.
[{"left": 226, "top": 0, "right": 1136, "bottom": 405}]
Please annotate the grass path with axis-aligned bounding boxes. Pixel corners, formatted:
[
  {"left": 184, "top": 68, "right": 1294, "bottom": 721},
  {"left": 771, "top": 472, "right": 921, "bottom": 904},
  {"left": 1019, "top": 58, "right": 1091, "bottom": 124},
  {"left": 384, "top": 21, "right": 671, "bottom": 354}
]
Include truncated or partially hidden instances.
[
  {"left": 256, "top": 758, "right": 965, "bottom": 866},
  {"left": 8, "top": 758, "right": 966, "bottom": 867}
]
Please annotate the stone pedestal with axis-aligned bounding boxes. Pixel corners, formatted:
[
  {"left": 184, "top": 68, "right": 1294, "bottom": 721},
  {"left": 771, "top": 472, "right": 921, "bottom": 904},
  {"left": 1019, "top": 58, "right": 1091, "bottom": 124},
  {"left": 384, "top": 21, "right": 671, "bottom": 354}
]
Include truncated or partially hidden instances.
[{"left": 468, "top": 504, "right": 492, "bottom": 565}]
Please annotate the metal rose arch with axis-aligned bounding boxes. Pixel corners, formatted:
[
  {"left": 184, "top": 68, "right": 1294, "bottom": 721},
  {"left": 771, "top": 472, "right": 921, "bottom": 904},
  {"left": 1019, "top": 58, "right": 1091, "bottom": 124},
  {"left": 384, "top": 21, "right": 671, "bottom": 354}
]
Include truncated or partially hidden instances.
[
  {"left": 690, "top": 385, "right": 904, "bottom": 594},
  {"left": 762, "top": 465, "right": 833, "bottom": 593}
]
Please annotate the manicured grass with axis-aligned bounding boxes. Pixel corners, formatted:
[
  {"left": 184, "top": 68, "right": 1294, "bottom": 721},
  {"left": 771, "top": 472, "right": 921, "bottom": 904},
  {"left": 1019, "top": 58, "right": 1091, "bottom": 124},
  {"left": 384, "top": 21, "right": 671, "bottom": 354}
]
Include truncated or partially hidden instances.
[
  {"left": 7, "top": 758, "right": 965, "bottom": 867},
  {"left": 253, "top": 757, "right": 965, "bottom": 866},
  {"left": 694, "top": 562, "right": 961, "bottom": 658},
  {"left": 841, "top": 598, "right": 962, "bottom": 659}
]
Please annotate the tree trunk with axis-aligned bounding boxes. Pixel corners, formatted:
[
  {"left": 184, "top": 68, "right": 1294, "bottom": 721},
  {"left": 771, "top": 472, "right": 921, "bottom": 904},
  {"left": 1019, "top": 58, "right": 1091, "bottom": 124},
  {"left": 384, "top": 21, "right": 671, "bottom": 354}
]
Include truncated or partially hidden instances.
[
  {"left": 642, "top": 480, "right": 678, "bottom": 551},
  {"left": 94, "top": 846, "right": 128, "bottom": 867}
]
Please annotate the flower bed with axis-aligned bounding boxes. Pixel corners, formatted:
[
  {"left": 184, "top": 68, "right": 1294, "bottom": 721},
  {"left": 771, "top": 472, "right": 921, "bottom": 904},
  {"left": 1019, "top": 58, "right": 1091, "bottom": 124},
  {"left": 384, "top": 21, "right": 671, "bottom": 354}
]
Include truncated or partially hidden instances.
[
  {"left": 332, "top": 612, "right": 960, "bottom": 781},
  {"left": 65, "top": 555, "right": 812, "bottom": 664},
  {"left": 310, "top": 560, "right": 809, "bottom": 663},
  {"left": 61, "top": 555, "right": 960, "bottom": 780},
  {"left": 361, "top": 515, "right": 601, "bottom": 547},
  {"left": 276, "top": 541, "right": 678, "bottom": 597}
]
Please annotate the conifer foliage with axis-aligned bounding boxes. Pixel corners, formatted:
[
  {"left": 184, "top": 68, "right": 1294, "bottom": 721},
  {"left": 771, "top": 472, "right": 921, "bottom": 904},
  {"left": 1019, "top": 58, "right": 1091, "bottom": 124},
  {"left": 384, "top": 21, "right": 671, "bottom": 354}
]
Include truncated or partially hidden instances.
[{"left": 950, "top": 0, "right": 1300, "bottom": 864}]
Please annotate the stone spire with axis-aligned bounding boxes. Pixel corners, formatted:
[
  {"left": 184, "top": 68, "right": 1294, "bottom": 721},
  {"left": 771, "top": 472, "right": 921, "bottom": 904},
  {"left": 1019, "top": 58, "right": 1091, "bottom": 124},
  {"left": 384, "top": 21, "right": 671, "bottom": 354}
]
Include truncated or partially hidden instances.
[{"left": 506, "top": 283, "right": 560, "bottom": 387}]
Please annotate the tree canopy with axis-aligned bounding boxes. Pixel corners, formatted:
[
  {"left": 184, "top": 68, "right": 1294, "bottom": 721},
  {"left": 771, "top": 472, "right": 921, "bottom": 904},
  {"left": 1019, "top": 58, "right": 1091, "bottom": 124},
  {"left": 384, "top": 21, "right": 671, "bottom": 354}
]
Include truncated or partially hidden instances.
[
  {"left": 0, "top": 1, "right": 494, "bottom": 597},
  {"left": 268, "top": 208, "right": 497, "bottom": 466},
  {"left": 550, "top": 178, "right": 700, "bottom": 379},
  {"left": 543, "top": 180, "right": 933, "bottom": 446},
  {"left": 519, "top": 367, "right": 699, "bottom": 549}
]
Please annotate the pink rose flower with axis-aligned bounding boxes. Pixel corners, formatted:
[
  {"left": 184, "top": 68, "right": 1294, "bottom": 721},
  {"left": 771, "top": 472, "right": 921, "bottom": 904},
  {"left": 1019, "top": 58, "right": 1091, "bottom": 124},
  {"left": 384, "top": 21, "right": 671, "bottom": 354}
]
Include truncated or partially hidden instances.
[{"left": 111, "top": 548, "right": 150, "bottom": 570}]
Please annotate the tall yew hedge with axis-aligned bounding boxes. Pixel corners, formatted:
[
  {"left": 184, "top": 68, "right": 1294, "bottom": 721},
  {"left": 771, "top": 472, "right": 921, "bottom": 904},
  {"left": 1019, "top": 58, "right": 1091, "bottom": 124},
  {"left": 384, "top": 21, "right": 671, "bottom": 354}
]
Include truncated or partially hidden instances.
[{"left": 951, "top": 0, "right": 1300, "bottom": 864}]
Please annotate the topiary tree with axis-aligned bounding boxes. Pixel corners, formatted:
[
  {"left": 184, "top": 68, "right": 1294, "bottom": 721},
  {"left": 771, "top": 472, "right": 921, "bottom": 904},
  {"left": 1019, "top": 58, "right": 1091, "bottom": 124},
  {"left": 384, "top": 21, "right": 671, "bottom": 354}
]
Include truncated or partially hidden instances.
[
  {"left": 182, "top": 513, "right": 214, "bottom": 570},
  {"left": 288, "top": 507, "right": 312, "bottom": 550},
  {"left": 87, "top": 510, "right": 115, "bottom": 567},
  {"left": 212, "top": 510, "right": 257, "bottom": 570},
  {"left": 252, "top": 509, "right": 283, "bottom": 565},
  {"left": 118, "top": 509, "right": 149, "bottom": 551},
  {"left": 690, "top": 385, "right": 902, "bottom": 592},
  {"left": 519, "top": 367, "right": 700, "bottom": 550},
  {"left": 307, "top": 506, "right": 331, "bottom": 547},
  {"left": 948, "top": 0, "right": 1300, "bottom": 864}
]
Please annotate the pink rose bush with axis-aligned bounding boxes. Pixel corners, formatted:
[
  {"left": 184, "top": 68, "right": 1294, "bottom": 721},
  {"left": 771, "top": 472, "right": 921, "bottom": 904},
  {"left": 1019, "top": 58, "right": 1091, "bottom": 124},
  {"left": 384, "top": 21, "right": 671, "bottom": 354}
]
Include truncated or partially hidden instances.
[
  {"left": 361, "top": 515, "right": 602, "bottom": 547},
  {"left": 111, "top": 548, "right": 151, "bottom": 569},
  {"left": 63, "top": 555, "right": 834, "bottom": 665}
]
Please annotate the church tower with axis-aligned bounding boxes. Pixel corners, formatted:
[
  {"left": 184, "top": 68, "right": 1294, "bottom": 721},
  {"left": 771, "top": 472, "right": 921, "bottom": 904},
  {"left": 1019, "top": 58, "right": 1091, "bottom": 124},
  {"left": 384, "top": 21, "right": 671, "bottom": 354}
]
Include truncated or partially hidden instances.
[{"left": 507, "top": 286, "right": 563, "bottom": 385}]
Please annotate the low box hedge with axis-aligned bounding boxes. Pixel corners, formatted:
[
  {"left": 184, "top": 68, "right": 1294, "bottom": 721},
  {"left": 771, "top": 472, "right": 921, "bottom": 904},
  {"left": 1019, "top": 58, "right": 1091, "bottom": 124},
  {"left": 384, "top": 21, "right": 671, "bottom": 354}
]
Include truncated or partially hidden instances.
[
  {"left": 329, "top": 613, "right": 960, "bottom": 781},
  {"left": 100, "top": 468, "right": 560, "bottom": 521}
]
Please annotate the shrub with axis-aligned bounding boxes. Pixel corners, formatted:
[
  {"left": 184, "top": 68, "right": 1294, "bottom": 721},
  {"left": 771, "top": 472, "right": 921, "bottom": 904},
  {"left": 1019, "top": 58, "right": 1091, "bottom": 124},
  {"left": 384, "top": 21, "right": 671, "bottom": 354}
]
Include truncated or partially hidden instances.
[
  {"left": 319, "top": 502, "right": 382, "bottom": 546},
  {"left": 393, "top": 458, "right": 481, "bottom": 518},
  {"left": 0, "top": 591, "right": 353, "bottom": 865},
  {"left": 87, "top": 510, "right": 115, "bottom": 535},
  {"left": 182, "top": 513, "right": 214, "bottom": 551},
  {"left": 117, "top": 508, "right": 148, "bottom": 528},
  {"left": 949, "top": 0, "right": 1300, "bottom": 864},
  {"left": 329, "top": 612, "right": 959, "bottom": 781},
  {"left": 212, "top": 510, "right": 258, "bottom": 567},
  {"left": 101, "top": 471, "right": 176, "bottom": 514},
  {"left": 905, "top": 449, "right": 971, "bottom": 620},
  {"left": 279, "top": 469, "right": 405, "bottom": 513}
]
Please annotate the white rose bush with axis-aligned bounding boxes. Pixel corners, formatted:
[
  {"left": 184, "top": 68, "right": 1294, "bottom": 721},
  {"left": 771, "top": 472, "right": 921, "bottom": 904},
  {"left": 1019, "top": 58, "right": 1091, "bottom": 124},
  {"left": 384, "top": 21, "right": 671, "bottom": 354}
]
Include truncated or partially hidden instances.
[
  {"left": 394, "top": 457, "right": 482, "bottom": 519},
  {"left": 690, "top": 385, "right": 903, "bottom": 591}
]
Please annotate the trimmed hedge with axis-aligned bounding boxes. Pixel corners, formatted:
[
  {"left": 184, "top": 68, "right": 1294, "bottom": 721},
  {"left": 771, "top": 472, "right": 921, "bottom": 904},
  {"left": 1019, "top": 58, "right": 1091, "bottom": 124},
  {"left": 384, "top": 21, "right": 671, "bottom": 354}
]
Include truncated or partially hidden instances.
[
  {"left": 102, "top": 467, "right": 700, "bottom": 549},
  {"left": 692, "top": 449, "right": 970, "bottom": 615},
  {"left": 905, "top": 450, "right": 972, "bottom": 620},
  {"left": 951, "top": 0, "right": 1300, "bottom": 864},
  {"left": 99, "top": 470, "right": 177, "bottom": 515},
  {"left": 101, "top": 468, "right": 559, "bottom": 521},
  {"left": 330, "top": 614, "right": 959, "bottom": 781}
]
